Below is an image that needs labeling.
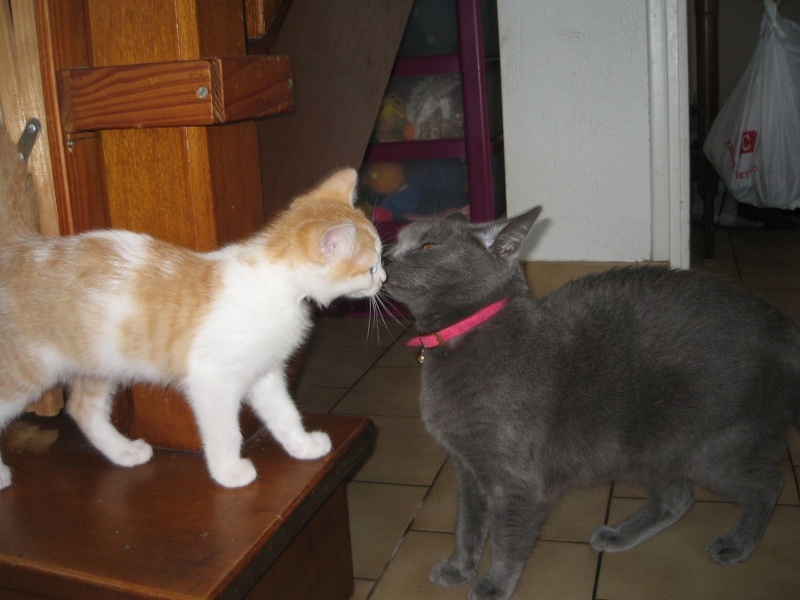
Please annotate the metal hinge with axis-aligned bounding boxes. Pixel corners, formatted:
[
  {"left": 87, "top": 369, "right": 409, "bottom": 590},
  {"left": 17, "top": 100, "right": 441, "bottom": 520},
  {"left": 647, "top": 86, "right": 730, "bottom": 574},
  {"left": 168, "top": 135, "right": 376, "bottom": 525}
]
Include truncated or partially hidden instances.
[{"left": 16, "top": 118, "right": 41, "bottom": 161}]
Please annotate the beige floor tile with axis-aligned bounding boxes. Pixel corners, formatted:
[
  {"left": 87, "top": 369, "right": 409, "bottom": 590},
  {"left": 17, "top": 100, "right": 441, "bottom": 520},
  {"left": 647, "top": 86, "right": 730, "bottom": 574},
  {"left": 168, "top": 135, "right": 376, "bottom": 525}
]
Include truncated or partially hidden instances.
[
  {"left": 371, "top": 531, "right": 598, "bottom": 600},
  {"left": 346, "top": 481, "right": 427, "bottom": 580},
  {"left": 310, "top": 315, "right": 408, "bottom": 348},
  {"left": 349, "top": 415, "right": 447, "bottom": 486},
  {"left": 541, "top": 485, "right": 612, "bottom": 543},
  {"left": 520, "top": 540, "right": 600, "bottom": 600},
  {"left": 349, "top": 579, "right": 374, "bottom": 600},
  {"left": 729, "top": 229, "right": 800, "bottom": 264},
  {"left": 294, "top": 384, "right": 347, "bottom": 415},
  {"left": 596, "top": 499, "right": 800, "bottom": 600},
  {"left": 413, "top": 462, "right": 612, "bottom": 544},
  {"left": 691, "top": 226, "right": 735, "bottom": 258},
  {"left": 738, "top": 262, "right": 800, "bottom": 289},
  {"left": 689, "top": 254, "right": 741, "bottom": 280},
  {"left": 333, "top": 366, "right": 421, "bottom": 417},
  {"left": 294, "top": 344, "right": 383, "bottom": 389},
  {"left": 369, "top": 531, "right": 478, "bottom": 600},
  {"left": 779, "top": 453, "right": 800, "bottom": 505},
  {"left": 751, "top": 289, "right": 800, "bottom": 321},
  {"left": 412, "top": 459, "right": 456, "bottom": 534},
  {"left": 789, "top": 428, "right": 800, "bottom": 465},
  {"left": 376, "top": 331, "right": 424, "bottom": 368}
]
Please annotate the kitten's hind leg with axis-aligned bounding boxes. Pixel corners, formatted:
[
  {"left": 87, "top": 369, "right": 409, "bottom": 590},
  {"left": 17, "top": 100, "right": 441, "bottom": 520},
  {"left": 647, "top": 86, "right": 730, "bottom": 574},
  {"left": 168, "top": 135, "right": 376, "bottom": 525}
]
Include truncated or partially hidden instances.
[
  {"left": 705, "top": 469, "right": 782, "bottom": 565},
  {"left": 0, "top": 395, "right": 32, "bottom": 490},
  {"left": 590, "top": 478, "right": 694, "bottom": 553},
  {"left": 67, "top": 377, "right": 153, "bottom": 467},
  {"left": 248, "top": 371, "right": 331, "bottom": 460}
]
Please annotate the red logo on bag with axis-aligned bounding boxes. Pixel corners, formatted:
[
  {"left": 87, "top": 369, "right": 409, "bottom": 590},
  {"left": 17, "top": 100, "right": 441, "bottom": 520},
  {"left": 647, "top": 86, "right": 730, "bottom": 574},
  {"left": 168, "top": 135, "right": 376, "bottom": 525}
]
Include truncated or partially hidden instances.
[{"left": 739, "top": 130, "right": 758, "bottom": 155}]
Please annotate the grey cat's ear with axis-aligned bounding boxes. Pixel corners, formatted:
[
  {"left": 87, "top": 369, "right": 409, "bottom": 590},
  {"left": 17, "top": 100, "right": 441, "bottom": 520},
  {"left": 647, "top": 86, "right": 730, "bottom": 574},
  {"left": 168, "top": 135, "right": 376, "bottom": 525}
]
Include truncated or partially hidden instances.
[
  {"left": 320, "top": 222, "right": 357, "bottom": 262},
  {"left": 477, "top": 206, "right": 542, "bottom": 262}
]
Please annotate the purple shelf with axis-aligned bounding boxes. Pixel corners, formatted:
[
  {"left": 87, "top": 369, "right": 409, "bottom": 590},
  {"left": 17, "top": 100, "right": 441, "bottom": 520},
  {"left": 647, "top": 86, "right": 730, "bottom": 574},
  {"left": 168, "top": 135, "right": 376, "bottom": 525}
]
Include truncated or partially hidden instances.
[
  {"left": 362, "top": 0, "right": 503, "bottom": 230},
  {"left": 364, "top": 138, "right": 466, "bottom": 163},
  {"left": 392, "top": 55, "right": 460, "bottom": 77}
]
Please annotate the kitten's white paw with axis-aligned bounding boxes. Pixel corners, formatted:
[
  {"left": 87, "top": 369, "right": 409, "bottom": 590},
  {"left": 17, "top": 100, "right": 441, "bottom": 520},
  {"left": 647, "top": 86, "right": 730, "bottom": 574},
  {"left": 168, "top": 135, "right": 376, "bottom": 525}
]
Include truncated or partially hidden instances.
[
  {"left": 211, "top": 458, "right": 257, "bottom": 488},
  {"left": 0, "top": 463, "right": 12, "bottom": 491},
  {"left": 284, "top": 431, "right": 332, "bottom": 460},
  {"left": 108, "top": 439, "right": 154, "bottom": 467}
]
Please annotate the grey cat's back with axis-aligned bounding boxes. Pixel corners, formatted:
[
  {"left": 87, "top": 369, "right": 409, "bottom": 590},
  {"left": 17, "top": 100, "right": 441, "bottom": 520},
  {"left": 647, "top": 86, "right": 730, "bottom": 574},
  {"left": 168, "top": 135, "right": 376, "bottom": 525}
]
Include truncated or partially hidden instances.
[{"left": 539, "top": 266, "right": 800, "bottom": 379}]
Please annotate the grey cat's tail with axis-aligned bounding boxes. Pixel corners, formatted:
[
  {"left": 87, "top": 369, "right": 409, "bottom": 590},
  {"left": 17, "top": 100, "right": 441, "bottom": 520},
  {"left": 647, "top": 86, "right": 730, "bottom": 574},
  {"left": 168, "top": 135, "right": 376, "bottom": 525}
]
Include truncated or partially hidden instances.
[{"left": 0, "top": 121, "right": 39, "bottom": 244}]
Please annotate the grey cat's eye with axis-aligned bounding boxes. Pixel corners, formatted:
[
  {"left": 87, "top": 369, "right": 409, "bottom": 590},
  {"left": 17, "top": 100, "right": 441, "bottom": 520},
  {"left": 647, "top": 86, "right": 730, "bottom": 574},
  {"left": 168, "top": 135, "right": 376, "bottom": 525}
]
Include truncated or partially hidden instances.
[{"left": 421, "top": 243, "right": 437, "bottom": 250}]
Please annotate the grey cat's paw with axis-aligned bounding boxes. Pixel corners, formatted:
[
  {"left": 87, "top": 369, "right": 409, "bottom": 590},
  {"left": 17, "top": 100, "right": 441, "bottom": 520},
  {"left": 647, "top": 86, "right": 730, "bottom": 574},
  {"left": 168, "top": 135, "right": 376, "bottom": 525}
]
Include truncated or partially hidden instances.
[
  {"left": 708, "top": 534, "right": 753, "bottom": 565},
  {"left": 589, "top": 525, "right": 629, "bottom": 552},
  {"left": 468, "top": 576, "right": 512, "bottom": 600},
  {"left": 212, "top": 458, "right": 257, "bottom": 488},
  {"left": 429, "top": 558, "right": 476, "bottom": 587}
]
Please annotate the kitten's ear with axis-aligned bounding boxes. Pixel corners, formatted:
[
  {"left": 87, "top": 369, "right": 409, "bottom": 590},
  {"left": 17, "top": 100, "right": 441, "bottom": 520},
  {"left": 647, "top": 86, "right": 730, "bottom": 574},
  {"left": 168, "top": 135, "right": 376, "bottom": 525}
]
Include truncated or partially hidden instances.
[
  {"left": 319, "top": 222, "right": 357, "bottom": 263},
  {"left": 309, "top": 169, "right": 358, "bottom": 207},
  {"left": 477, "top": 206, "right": 542, "bottom": 262}
]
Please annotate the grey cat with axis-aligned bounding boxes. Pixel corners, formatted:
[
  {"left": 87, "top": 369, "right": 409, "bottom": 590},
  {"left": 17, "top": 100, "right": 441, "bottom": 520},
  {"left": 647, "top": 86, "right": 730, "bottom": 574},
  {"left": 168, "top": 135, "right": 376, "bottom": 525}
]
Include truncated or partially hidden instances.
[{"left": 383, "top": 207, "right": 800, "bottom": 600}]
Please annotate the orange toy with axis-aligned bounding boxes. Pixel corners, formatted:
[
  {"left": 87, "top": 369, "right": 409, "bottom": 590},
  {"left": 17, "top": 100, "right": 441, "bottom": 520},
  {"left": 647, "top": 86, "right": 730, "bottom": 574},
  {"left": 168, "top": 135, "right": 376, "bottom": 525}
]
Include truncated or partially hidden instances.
[{"left": 366, "top": 162, "right": 405, "bottom": 196}]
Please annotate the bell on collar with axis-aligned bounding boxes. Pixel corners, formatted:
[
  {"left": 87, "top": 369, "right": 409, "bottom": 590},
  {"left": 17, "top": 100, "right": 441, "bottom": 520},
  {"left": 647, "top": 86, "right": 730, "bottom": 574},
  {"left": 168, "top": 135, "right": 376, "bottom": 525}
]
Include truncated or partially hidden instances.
[{"left": 415, "top": 348, "right": 425, "bottom": 365}]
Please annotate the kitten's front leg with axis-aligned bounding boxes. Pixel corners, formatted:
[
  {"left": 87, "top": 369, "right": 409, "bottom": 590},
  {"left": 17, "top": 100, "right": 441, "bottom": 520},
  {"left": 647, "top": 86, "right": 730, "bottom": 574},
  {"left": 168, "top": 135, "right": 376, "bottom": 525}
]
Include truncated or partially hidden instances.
[
  {"left": 248, "top": 371, "right": 331, "bottom": 460},
  {"left": 430, "top": 459, "right": 489, "bottom": 587},
  {"left": 67, "top": 377, "right": 153, "bottom": 467},
  {"left": 185, "top": 376, "right": 257, "bottom": 488}
]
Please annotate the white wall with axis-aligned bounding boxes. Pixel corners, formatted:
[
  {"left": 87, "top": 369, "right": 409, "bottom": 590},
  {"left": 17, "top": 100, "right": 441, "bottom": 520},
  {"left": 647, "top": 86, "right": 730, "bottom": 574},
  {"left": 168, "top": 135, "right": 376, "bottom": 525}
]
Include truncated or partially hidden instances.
[{"left": 499, "top": 0, "right": 689, "bottom": 266}]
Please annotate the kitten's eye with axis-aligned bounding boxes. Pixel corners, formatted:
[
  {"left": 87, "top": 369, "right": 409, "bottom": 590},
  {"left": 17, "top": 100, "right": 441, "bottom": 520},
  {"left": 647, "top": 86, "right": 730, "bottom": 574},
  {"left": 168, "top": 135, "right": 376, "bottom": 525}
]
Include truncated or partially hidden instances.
[
  {"left": 369, "top": 263, "right": 378, "bottom": 275},
  {"left": 421, "top": 243, "right": 437, "bottom": 250}
]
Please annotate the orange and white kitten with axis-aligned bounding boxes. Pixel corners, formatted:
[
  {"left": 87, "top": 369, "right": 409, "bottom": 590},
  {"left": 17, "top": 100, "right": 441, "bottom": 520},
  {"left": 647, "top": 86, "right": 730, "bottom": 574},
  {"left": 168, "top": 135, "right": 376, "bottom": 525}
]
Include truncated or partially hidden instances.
[{"left": 0, "top": 126, "right": 385, "bottom": 489}]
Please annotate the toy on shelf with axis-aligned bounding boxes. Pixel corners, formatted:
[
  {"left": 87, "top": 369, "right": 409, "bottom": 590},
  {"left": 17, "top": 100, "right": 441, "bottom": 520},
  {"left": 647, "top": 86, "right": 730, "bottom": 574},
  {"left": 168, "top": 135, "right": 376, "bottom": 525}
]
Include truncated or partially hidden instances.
[
  {"left": 371, "top": 74, "right": 464, "bottom": 142},
  {"left": 362, "top": 160, "right": 469, "bottom": 223},
  {"left": 374, "top": 95, "right": 409, "bottom": 142},
  {"left": 406, "top": 74, "right": 463, "bottom": 140}
]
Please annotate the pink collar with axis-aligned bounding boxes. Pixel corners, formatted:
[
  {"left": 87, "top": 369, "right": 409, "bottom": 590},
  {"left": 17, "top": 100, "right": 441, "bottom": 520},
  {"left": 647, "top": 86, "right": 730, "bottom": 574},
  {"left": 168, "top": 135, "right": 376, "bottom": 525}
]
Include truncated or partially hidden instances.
[{"left": 406, "top": 298, "right": 510, "bottom": 349}]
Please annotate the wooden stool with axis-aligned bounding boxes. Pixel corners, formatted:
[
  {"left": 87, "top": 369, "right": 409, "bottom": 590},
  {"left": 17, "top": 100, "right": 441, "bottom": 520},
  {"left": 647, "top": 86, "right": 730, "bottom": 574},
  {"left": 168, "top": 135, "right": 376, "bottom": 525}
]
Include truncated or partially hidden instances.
[{"left": 0, "top": 412, "right": 372, "bottom": 599}]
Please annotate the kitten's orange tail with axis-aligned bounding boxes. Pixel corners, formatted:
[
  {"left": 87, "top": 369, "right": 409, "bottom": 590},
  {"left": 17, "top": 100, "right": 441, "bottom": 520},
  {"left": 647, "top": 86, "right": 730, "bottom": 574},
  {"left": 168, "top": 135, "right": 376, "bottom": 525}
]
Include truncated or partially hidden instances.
[{"left": 0, "top": 122, "right": 39, "bottom": 244}]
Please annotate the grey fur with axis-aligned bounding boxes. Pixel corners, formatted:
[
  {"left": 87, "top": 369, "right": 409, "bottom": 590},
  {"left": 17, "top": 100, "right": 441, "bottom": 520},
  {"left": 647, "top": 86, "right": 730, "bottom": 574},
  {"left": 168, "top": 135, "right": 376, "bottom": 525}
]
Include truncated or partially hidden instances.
[{"left": 384, "top": 207, "right": 800, "bottom": 600}]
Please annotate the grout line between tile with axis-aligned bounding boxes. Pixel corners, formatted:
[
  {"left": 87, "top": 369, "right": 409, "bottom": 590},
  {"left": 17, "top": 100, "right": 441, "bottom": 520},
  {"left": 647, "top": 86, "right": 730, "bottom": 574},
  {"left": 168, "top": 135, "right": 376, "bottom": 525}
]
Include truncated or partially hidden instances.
[{"left": 363, "top": 460, "right": 451, "bottom": 599}]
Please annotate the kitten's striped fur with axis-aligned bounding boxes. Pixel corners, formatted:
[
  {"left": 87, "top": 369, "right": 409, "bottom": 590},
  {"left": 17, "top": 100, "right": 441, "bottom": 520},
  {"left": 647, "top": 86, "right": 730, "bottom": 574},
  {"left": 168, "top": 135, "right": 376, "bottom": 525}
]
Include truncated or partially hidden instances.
[{"left": 0, "top": 125, "right": 385, "bottom": 488}]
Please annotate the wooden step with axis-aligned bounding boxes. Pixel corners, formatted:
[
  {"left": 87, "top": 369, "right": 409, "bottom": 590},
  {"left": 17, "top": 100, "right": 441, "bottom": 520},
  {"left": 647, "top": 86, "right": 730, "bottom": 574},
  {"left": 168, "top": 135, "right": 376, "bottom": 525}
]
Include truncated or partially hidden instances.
[
  {"left": 57, "top": 56, "right": 294, "bottom": 133},
  {"left": 0, "top": 412, "right": 372, "bottom": 599}
]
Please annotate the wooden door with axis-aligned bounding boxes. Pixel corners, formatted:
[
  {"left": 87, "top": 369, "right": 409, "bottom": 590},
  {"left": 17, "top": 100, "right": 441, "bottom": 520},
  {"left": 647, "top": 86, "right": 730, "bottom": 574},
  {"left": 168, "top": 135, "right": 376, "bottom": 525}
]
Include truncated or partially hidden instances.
[{"left": 0, "top": 0, "right": 64, "bottom": 416}]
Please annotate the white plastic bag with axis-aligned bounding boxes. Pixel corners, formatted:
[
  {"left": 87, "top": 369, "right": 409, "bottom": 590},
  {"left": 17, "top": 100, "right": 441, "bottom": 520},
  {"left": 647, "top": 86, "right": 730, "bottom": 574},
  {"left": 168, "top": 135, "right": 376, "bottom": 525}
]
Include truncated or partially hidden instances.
[{"left": 703, "top": 0, "right": 800, "bottom": 210}]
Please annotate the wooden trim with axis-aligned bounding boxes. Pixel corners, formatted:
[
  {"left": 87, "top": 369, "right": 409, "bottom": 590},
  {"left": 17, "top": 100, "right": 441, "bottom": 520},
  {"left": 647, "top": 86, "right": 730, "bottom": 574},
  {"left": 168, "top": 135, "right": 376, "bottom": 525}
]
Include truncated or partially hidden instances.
[
  {"left": 1, "top": 0, "right": 64, "bottom": 416},
  {"left": 58, "top": 55, "right": 294, "bottom": 133}
]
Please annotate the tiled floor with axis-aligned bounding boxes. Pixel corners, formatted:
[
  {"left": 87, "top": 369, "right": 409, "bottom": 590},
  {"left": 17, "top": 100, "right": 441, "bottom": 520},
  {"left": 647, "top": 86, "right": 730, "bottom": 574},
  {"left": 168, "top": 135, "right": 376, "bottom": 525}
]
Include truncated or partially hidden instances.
[{"left": 294, "top": 225, "right": 800, "bottom": 600}]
